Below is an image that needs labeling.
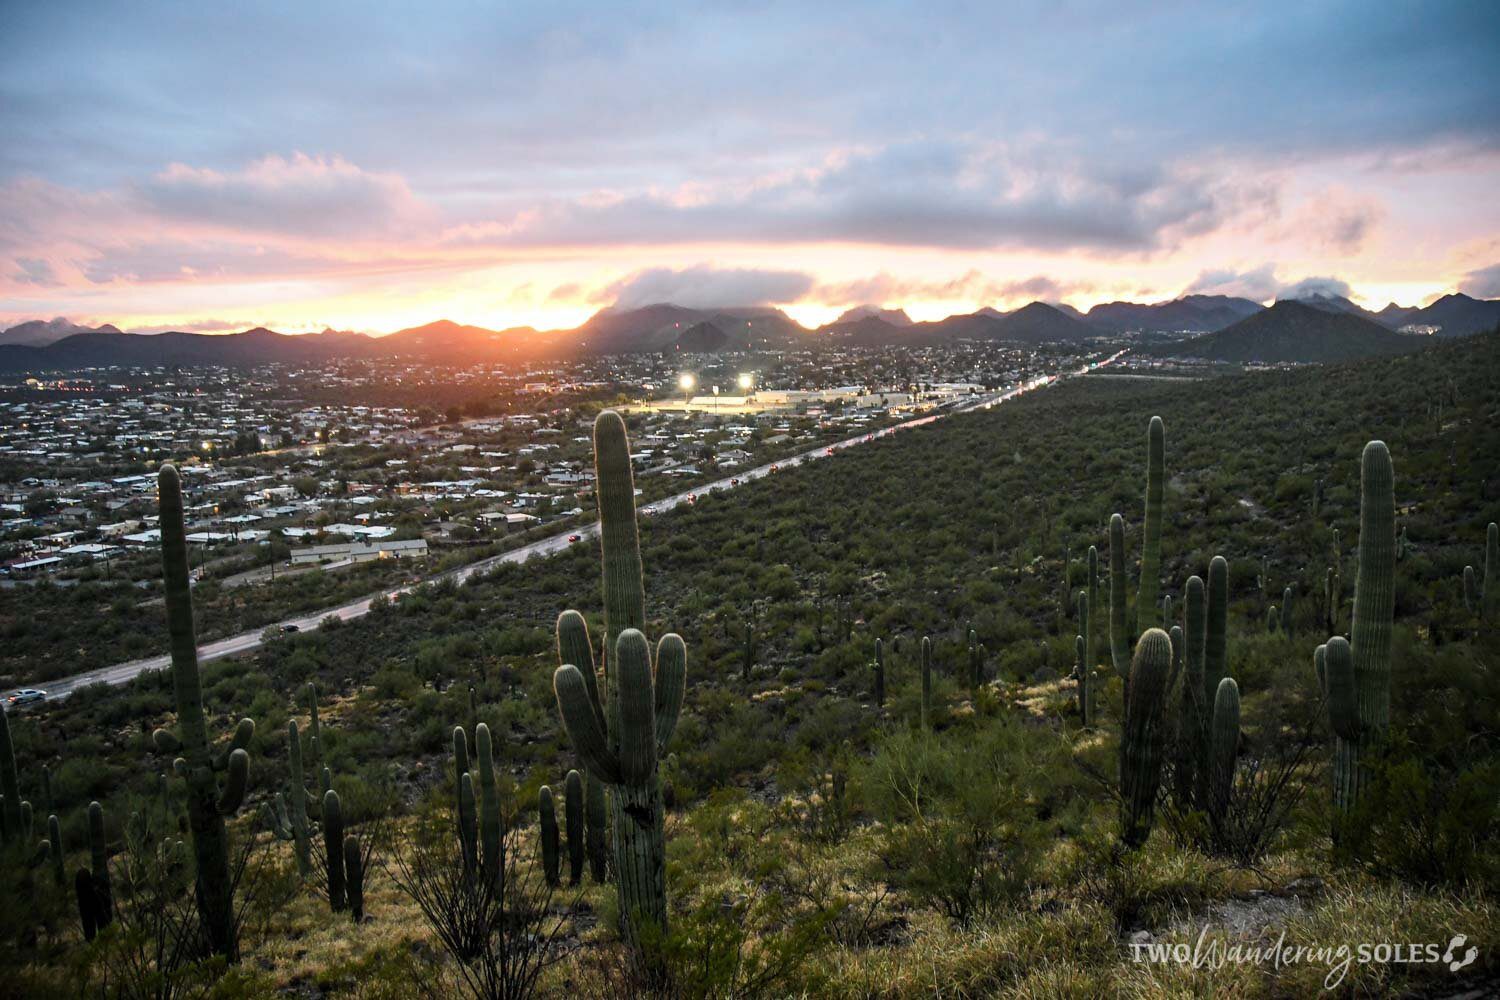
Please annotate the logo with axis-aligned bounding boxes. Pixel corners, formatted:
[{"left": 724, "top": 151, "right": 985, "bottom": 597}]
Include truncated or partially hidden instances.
[
  {"left": 1129, "top": 927, "right": 1481, "bottom": 990},
  {"left": 1444, "top": 934, "right": 1478, "bottom": 973}
]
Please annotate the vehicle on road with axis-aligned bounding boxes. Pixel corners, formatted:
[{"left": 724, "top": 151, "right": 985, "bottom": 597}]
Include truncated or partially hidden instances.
[
  {"left": 6, "top": 689, "right": 47, "bottom": 707},
  {"left": 686, "top": 493, "right": 697, "bottom": 503},
  {"left": 568, "top": 534, "right": 582, "bottom": 542},
  {"left": 279, "top": 624, "right": 300, "bottom": 633},
  {"left": 730, "top": 478, "right": 740, "bottom": 485}
]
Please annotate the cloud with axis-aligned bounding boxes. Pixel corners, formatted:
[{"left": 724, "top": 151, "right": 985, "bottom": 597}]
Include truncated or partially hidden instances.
[
  {"left": 1458, "top": 263, "right": 1500, "bottom": 299},
  {"left": 1184, "top": 263, "right": 1280, "bottom": 301},
  {"left": 1277, "top": 275, "right": 1353, "bottom": 300},
  {"left": 12, "top": 256, "right": 58, "bottom": 286},
  {"left": 446, "top": 140, "right": 1266, "bottom": 254},
  {"left": 602, "top": 265, "right": 815, "bottom": 309},
  {"left": 137, "top": 153, "right": 429, "bottom": 239},
  {"left": 809, "top": 269, "right": 1091, "bottom": 308},
  {"left": 1184, "top": 265, "right": 1357, "bottom": 302}
]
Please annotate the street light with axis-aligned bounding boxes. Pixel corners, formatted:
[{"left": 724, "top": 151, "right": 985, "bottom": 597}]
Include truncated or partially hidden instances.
[
  {"left": 678, "top": 373, "right": 695, "bottom": 408},
  {"left": 737, "top": 372, "right": 753, "bottom": 392}
]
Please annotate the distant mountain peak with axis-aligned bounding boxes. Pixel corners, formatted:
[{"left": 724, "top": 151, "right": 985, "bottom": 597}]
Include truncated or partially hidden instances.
[{"left": 835, "top": 305, "right": 913, "bottom": 326}]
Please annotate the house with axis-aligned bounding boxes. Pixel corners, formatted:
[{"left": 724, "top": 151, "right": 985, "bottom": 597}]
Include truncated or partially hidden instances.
[{"left": 289, "top": 538, "right": 428, "bottom": 565}]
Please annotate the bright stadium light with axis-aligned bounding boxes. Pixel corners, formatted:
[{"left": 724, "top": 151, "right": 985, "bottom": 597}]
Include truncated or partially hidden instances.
[
  {"left": 679, "top": 373, "right": 696, "bottom": 392},
  {"left": 737, "top": 372, "right": 753, "bottom": 391}
]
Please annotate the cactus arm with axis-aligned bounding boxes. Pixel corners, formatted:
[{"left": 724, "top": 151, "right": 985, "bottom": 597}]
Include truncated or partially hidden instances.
[
  {"left": 555, "top": 666, "right": 622, "bottom": 783},
  {"left": 217, "top": 749, "right": 249, "bottom": 814},
  {"left": 653, "top": 633, "right": 686, "bottom": 750},
  {"left": 1324, "top": 638, "right": 1360, "bottom": 742},
  {"left": 557, "top": 610, "right": 604, "bottom": 730},
  {"left": 213, "top": 719, "right": 255, "bottom": 771},
  {"left": 1314, "top": 643, "right": 1328, "bottom": 696}
]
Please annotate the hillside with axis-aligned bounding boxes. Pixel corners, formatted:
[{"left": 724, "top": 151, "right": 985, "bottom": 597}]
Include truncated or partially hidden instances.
[
  {"left": 14, "top": 332, "right": 1500, "bottom": 995},
  {"left": 1085, "top": 294, "right": 1263, "bottom": 333},
  {"left": 1153, "top": 300, "right": 1425, "bottom": 363},
  {"left": 982, "top": 301, "right": 1100, "bottom": 343},
  {"left": 13, "top": 332, "right": 1496, "bottom": 995},
  {"left": 0, "top": 317, "right": 122, "bottom": 347}
]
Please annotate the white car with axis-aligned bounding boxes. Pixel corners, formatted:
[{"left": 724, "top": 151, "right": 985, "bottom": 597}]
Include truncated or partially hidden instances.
[{"left": 7, "top": 689, "right": 46, "bottom": 707}]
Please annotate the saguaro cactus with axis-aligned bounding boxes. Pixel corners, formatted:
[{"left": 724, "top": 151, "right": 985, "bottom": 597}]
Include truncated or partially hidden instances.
[
  {"left": 1074, "top": 634, "right": 1090, "bottom": 727},
  {"left": 1324, "top": 441, "right": 1397, "bottom": 814},
  {"left": 1486, "top": 522, "right": 1498, "bottom": 620},
  {"left": 1108, "top": 514, "right": 1130, "bottom": 678},
  {"left": 1281, "top": 585, "right": 1294, "bottom": 636},
  {"left": 1209, "top": 678, "right": 1241, "bottom": 823},
  {"left": 152, "top": 464, "right": 253, "bottom": 961},
  {"left": 343, "top": 834, "right": 364, "bottom": 923},
  {"left": 1204, "top": 556, "right": 1229, "bottom": 707},
  {"left": 552, "top": 410, "right": 686, "bottom": 946},
  {"left": 322, "top": 788, "right": 346, "bottom": 911},
  {"left": 0, "top": 705, "right": 19, "bottom": 844},
  {"left": 262, "top": 718, "right": 316, "bottom": 876},
  {"left": 920, "top": 636, "right": 933, "bottom": 729},
  {"left": 1138, "top": 416, "right": 1165, "bottom": 631},
  {"left": 47, "top": 814, "right": 64, "bottom": 887},
  {"left": 565, "top": 769, "right": 585, "bottom": 886},
  {"left": 539, "top": 784, "right": 561, "bottom": 888},
  {"left": 872, "top": 638, "right": 886, "bottom": 708},
  {"left": 1120, "top": 629, "right": 1174, "bottom": 847},
  {"left": 475, "top": 722, "right": 503, "bottom": 891},
  {"left": 1085, "top": 545, "right": 1099, "bottom": 674},
  {"left": 1267, "top": 606, "right": 1279, "bottom": 633}
]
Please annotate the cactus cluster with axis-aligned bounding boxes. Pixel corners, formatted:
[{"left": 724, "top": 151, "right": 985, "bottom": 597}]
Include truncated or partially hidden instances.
[
  {"left": 151, "top": 464, "right": 254, "bottom": 961},
  {"left": 552, "top": 411, "right": 686, "bottom": 946},
  {"left": 1323, "top": 442, "right": 1396, "bottom": 816}
]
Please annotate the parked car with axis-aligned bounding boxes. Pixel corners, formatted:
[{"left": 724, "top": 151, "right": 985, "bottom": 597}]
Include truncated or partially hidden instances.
[{"left": 6, "top": 689, "right": 46, "bottom": 707}]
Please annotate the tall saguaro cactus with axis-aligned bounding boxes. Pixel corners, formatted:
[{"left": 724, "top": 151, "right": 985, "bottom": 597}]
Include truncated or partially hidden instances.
[
  {"left": 552, "top": 410, "right": 686, "bottom": 948},
  {"left": 152, "top": 464, "right": 253, "bottom": 961},
  {"left": 1120, "top": 629, "right": 1174, "bottom": 847},
  {"left": 920, "top": 636, "right": 933, "bottom": 729},
  {"left": 1485, "top": 522, "right": 1498, "bottom": 620},
  {"left": 0, "top": 705, "right": 20, "bottom": 844},
  {"left": 1108, "top": 514, "right": 1130, "bottom": 678},
  {"left": 1137, "top": 416, "right": 1165, "bottom": 632},
  {"left": 1325, "top": 441, "right": 1396, "bottom": 815},
  {"left": 1085, "top": 545, "right": 1099, "bottom": 674}
]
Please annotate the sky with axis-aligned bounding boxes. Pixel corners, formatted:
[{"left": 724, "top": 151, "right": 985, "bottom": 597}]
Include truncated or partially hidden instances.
[{"left": 2, "top": 1, "right": 1499, "bottom": 334}]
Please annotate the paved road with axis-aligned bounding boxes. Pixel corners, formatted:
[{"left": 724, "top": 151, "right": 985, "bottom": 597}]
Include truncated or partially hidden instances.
[{"left": 40, "top": 352, "right": 1123, "bottom": 701}]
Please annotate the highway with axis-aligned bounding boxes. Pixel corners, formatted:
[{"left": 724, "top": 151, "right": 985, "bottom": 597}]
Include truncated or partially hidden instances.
[{"left": 40, "top": 351, "right": 1123, "bottom": 701}]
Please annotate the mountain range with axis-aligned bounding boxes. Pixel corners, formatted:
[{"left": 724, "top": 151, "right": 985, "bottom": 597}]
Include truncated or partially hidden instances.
[
  {"left": 1148, "top": 301, "right": 1426, "bottom": 364},
  {"left": 3, "top": 292, "right": 1497, "bottom": 372}
]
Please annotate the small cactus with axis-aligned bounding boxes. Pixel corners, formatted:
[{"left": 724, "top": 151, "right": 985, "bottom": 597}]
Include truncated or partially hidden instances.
[
  {"left": 47, "top": 814, "right": 64, "bottom": 887},
  {"left": 1268, "top": 606, "right": 1279, "bottom": 632}
]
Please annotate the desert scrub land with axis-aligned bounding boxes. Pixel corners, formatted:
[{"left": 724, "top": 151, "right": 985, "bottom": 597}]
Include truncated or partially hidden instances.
[{"left": 3, "top": 331, "right": 1498, "bottom": 998}]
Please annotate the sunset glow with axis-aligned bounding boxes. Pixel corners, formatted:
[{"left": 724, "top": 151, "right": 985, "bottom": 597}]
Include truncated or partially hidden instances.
[{"left": 3, "top": 3, "right": 1499, "bottom": 334}]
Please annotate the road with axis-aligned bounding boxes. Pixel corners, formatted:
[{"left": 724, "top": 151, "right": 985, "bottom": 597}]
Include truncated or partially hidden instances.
[{"left": 40, "top": 351, "right": 1123, "bottom": 701}]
